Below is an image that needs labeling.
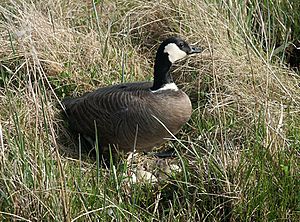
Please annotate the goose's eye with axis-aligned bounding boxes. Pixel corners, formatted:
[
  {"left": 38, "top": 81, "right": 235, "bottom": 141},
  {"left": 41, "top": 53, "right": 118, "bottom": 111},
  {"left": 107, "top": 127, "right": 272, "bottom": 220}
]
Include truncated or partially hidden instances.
[{"left": 179, "top": 42, "right": 184, "bottom": 48}]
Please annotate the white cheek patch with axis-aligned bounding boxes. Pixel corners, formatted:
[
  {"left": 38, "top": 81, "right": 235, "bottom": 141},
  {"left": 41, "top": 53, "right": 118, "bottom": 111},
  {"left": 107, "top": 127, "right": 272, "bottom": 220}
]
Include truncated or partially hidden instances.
[
  {"left": 151, "top": 83, "right": 178, "bottom": 93},
  {"left": 164, "top": 43, "right": 187, "bottom": 63}
]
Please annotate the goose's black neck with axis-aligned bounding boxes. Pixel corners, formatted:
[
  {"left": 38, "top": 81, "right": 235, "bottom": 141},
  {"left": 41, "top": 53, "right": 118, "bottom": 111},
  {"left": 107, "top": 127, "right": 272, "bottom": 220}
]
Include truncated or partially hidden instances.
[{"left": 151, "top": 51, "right": 173, "bottom": 91}]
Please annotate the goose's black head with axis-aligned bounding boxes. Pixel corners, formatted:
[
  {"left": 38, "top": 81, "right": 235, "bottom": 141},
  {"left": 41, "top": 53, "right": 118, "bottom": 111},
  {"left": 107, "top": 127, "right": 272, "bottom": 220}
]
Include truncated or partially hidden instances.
[
  {"left": 156, "top": 37, "right": 202, "bottom": 63},
  {"left": 151, "top": 37, "right": 202, "bottom": 91}
]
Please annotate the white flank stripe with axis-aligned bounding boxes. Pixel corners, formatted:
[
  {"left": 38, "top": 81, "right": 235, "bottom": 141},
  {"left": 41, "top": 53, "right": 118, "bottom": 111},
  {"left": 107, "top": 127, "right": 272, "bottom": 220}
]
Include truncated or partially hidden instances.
[
  {"left": 164, "top": 43, "right": 187, "bottom": 63},
  {"left": 151, "top": 83, "right": 178, "bottom": 93}
]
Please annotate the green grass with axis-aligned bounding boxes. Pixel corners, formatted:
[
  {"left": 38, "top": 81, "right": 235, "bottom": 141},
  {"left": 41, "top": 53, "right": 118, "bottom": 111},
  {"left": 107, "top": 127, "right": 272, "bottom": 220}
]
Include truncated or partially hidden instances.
[
  {"left": 0, "top": 0, "right": 300, "bottom": 221},
  {"left": 211, "top": 0, "right": 300, "bottom": 66}
]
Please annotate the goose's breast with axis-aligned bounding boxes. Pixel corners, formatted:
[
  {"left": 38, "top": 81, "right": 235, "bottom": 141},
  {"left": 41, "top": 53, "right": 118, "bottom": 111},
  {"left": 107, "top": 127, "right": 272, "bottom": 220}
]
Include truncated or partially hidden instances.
[{"left": 154, "top": 91, "right": 192, "bottom": 133}]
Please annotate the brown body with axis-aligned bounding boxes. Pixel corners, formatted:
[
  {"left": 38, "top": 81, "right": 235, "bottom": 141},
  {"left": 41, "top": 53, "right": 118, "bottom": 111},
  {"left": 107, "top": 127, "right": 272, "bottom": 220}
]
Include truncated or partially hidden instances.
[{"left": 63, "top": 82, "right": 192, "bottom": 152}]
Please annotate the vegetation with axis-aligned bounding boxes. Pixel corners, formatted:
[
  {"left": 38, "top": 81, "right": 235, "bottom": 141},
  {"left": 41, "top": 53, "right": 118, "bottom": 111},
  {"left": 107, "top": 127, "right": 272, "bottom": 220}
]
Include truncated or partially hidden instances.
[
  {"left": 213, "top": 0, "right": 300, "bottom": 69},
  {"left": 0, "top": 0, "right": 299, "bottom": 221}
]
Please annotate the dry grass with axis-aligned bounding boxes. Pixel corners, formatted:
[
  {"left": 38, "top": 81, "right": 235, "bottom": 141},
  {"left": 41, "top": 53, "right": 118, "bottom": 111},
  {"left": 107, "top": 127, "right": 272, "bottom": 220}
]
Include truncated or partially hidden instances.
[{"left": 0, "top": 0, "right": 299, "bottom": 221}]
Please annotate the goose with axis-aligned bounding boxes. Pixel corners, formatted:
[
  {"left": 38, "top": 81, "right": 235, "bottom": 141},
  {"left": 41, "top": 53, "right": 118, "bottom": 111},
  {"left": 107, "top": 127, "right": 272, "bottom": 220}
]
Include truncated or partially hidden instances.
[{"left": 63, "top": 37, "right": 202, "bottom": 154}]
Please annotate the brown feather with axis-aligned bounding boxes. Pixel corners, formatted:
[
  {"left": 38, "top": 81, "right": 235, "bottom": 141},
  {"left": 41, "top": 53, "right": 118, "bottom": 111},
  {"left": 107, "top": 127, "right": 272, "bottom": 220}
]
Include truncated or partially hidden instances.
[{"left": 63, "top": 81, "right": 192, "bottom": 152}]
